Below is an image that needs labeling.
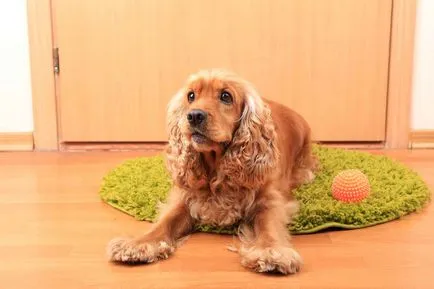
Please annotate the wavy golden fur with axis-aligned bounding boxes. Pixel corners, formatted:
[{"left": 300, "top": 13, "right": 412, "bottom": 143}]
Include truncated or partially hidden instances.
[{"left": 107, "top": 69, "right": 317, "bottom": 274}]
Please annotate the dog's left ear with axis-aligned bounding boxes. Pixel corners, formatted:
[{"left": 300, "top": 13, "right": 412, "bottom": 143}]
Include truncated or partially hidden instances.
[{"left": 220, "top": 83, "right": 279, "bottom": 189}]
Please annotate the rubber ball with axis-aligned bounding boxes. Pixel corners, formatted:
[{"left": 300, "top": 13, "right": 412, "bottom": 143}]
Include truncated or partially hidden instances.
[{"left": 332, "top": 169, "right": 370, "bottom": 203}]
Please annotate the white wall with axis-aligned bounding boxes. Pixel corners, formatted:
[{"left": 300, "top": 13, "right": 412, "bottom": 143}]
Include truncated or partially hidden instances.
[
  {"left": 411, "top": 0, "right": 434, "bottom": 130},
  {"left": 0, "top": 0, "right": 34, "bottom": 133}
]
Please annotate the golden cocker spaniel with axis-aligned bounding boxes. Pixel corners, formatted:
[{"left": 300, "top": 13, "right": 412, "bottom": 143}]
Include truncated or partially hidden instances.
[{"left": 107, "top": 69, "right": 317, "bottom": 274}]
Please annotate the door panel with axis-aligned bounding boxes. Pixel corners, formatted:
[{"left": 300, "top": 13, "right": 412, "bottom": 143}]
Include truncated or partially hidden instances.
[{"left": 52, "top": 0, "right": 392, "bottom": 142}]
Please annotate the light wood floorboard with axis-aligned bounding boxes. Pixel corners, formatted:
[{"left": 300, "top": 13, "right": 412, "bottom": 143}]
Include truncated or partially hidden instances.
[{"left": 0, "top": 150, "right": 433, "bottom": 288}]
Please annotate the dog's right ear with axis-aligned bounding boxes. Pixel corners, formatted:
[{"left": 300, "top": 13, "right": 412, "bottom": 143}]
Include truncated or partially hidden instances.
[
  {"left": 165, "top": 88, "right": 206, "bottom": 190},
  {"left": 166, "top": 88, "right": 186, "bottom": 149},
  {"left": 165, "top": 88, "right": 187, "bottom": 181}
]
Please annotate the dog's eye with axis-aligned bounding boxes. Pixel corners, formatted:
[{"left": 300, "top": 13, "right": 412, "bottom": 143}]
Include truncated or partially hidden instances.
[
  {"left": 187, "top": 92, "right": 195, "bottom": 103},
  {"left": 220, "top": 91, "right": 233, "bottom": 104}
]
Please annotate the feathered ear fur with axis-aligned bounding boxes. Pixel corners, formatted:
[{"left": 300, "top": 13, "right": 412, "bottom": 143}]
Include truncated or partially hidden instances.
[
  {"left": 217, "top": 82, "right": 279, "bottom": 190},
  {"left": 165, "top": 89, "right": 207, "bottom": 190}
]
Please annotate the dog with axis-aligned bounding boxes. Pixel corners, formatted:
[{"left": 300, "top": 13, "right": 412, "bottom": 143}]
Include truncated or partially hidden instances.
[{"left": 107, "top": 69, "right": 316, "bottom": 274}]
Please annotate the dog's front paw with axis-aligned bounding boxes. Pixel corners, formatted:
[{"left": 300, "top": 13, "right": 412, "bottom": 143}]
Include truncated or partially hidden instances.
[
  {"left": 106, "top": 237, "right": 175, "bottom": 264},
  {"left": 240, "top": 246, "right": 302, "bottom": 274}
]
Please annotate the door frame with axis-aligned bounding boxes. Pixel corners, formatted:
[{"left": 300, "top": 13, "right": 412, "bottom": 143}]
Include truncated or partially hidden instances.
[
  {"left": 27, "top": 0, "right": 417, "bottom": 151},
  {"left": 27, "top": 0, "right": 58, "bottom": 150}
]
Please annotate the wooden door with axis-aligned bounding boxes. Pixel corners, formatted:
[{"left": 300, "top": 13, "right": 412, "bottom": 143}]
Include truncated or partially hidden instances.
[{"left": 51, "top": 0, "right": 392, "bottom": 142}]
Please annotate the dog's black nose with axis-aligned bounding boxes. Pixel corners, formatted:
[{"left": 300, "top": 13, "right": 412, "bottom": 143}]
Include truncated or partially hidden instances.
[{"left": 187, "top": 109, "right": 207, "bottom": 126}]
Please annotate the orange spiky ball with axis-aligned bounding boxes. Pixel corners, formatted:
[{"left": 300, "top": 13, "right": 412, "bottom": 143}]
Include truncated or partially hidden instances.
[{"left": 332, "top": 169, "right": 370, "bottom": 203}]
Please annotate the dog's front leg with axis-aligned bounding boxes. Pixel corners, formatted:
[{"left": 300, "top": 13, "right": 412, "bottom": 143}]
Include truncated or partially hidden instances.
[
  {"left": 107, "top": 186, "right": 193, "bottom": 264},
  {"left": 239, "top": 188, "right": 302, "bottom": 274}
]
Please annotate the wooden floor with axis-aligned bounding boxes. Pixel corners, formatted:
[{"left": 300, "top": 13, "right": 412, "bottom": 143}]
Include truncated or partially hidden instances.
[{"left": 1, "top": 149, "right": 434, "bottom": 289}]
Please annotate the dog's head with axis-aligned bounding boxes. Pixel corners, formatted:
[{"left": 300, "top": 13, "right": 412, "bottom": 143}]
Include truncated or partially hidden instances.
[
  {"left": 166, "top": 69, "right": 279, "bottom": 189},
  {"left": 168, "top": 69, "right": 268, "bottom": 152}
]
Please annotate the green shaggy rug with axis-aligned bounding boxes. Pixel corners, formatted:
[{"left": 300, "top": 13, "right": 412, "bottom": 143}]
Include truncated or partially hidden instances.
[{"left": 99, "top": 145, "right": 431, "bottom": 234}]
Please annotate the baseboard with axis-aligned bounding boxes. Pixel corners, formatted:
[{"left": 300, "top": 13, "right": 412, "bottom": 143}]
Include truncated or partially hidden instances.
[
  {"left": 315, "top": 141, "right": 385, "bottom": 150},
  {"left": 58, "top": 141, "right": 385, "bottom": 152},
  {"left": 409, "top": 130, "right": 434, "bottom": 149},
  {"left": 0, "top": 132, "right": 34, "bottom": 151},
  {"left": 59, "top": 142, "right": 166, "bottom": 152}
]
